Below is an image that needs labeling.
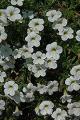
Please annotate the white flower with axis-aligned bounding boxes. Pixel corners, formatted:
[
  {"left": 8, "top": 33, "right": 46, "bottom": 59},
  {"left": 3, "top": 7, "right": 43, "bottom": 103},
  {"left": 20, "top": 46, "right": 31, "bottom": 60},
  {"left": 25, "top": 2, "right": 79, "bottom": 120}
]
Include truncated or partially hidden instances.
[
  {"left": 11, "top": 0, "right": 24, "bottom": 6},
  {"left": 46, "top": 10, "right": 62, "bottom": 22},
  {"left": 0, "top": 25, "right": 7, "bottom": 43},
  {"left": 65, "top": 76, "right": 80, "bottom": 91},
  {"left": 39, "top": 101, "right": 54, "bottom": 115},
  {"left": 0, "top": 100, "right": 5, "bottom": 111},
  {"left": 27, "top": 28, "right": 39, "bottom": 34},
  {"left": 26, "top": 83, "right": 37, "bottom": 92},
  {"left": 12, "top": 48, "right": 22, "bottom": 59},
  {"left": 58, "top": 27, "right": 74, "bottom": 41},
  {"left": 47, "top": 81, "right": 58, "bottom": 95},
  {"left": 6, "top": 6, "right": 22, "bottom": 22},
  {"left": 20, "top": 45, "right": 33, "bottom": 59},
  {"left": 37, "top": 83, "right": 47, "bottom": 94},
  {"left": 46, "top": 42, "right": 63, "bottom": 60},
  {"left": 0, "top": 9, "right": 7, "bottom": 26},
  {"left": 76, "top": 30, "right": 80, "bottom": 41},
  {"left": 28, "top": 18, "right": 44, "bottom": 32},
  {"left": 60, "top": 92, "right": 72, "bottom": 103},
  {"left": 51, "top": 108, "right": 67, "bottom": 120},
  {"left": 0, "top": 100, "right": 5, "bottom": 115},
  {"left": 67, "top": 102, "right": 80, "bottom": 116},
  {"left": 13, "top": 106, "right": 22, "bottom": 116},
  {"left": 22, "top": 87, "right": 35, "bottom": 102},
  {"left": 20, "top": 92, "right": 25, "bottom": 102},
  {"left": 0, "top": 71, "right": 6, "bottom": 83},
  {"left": 32, "top": 51, "right": 46, "bottom": 65},
  {"left": 52, "top": 18, "right": 67, "bottom": 30},
  {"left": 4, "top": 80, "right": 18, "bottom": 96},
  {"left": 70, "top": 65, "right": 80, "bottom": 80},
  {"left": 45, "top": 57, "right": 57, "bottom": 69},
  {"left": 1, "top": 56, "right": 15, "bottom": 70},
  {"left": 30, "top": 64, "right": 46, "bottom": 78},
  {"left": 25, "top": 32, "right": 41, "bottom": 47}
]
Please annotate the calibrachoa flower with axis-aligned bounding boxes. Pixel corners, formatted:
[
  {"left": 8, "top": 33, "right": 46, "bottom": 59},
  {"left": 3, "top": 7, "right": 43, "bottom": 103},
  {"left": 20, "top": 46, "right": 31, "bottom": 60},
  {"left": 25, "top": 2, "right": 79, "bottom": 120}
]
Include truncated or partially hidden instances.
[
  {"left": 46, "top": 42, "right": 63, "bottom": 60},
  {"left": 58, "top": 27, "right": 74, "bottom": 41},
  {"left": 76, "top": 30, "right": 80, "bottom": 41},
  {"left": 0, "top": 25, "right": 7, "bottom": 43},
  {"left": 0, "top": 100, "right": 5, "bottom": 115},
  {"left": 32, "top": 51, "right": 46, "bottom": 65},
  {"left": 51, "top": 108, "right": 67, "bottom": 120},
  {"left": 25, "top": 32, "right": 41, "bottom": 47},
  {"left": 36, "top": 101, "right": 54, "bottom": 115},
  {"left": 67, "top": 102, "right": 80, "bottom": 116},
  {"left": 0, "top": 6, "right": 79, "bottom": 120},
  {"left": 0, "top": 9, "right": 7, "bottom": 26},
  {"left": 47, "top": 81, "right": 58, "bottom": 95},
  {"left": 28, "top": 64, "right": 47, "bottom": 78},
  {"left": 45, "top": 57, "right": 57, "bottom": 69},
  {"left": 60, "top": 92, "right": 72, "bottom": 103},
  {"left": 0, "top": 71, "right": 6, "bottom": 83},
  {"left": 28, "top": 18, "right": 44, "bottom": 32},
  {"left": 11, "top": 0, "right": 24, "bottom": 6},
  {"left": 14, "top": 45, "right": 33, "bottom": 59},
  {"left": 13, "top": 106, "right": 22, "bottom": 116},
  {"left": 52, "top": 18, "right": 67, "bottom": 31},
  {"left": 70, "top": 65, "right": 80, "bottom": 80},
  {"left": 46, "top": 10, "right": 62, "bottom": 22},
  {"left": 6, "top": 6, "right": 22, "bottom": 22},
  {"left": 37, "top": 83, "right": 47, "bottom": 94},
  {"left": 4, "top": 81, "right": 18, "bottom": 96},
  {"left": 65, "top": 76, "right": 80, "bottom": 91}
]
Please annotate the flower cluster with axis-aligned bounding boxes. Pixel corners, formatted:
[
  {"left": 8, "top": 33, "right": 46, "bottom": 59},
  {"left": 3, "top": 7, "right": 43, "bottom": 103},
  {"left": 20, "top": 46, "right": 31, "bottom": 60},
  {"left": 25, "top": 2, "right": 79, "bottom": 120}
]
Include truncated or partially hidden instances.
[{"left": 0, "top": 1, "right": 80, "bottom": 119}]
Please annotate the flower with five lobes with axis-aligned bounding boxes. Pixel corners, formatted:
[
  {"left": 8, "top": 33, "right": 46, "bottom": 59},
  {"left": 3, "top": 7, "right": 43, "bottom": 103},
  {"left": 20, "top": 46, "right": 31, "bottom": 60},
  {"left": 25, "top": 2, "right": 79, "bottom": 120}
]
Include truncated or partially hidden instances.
[
  {"left": 28, "top": 18, "right": 44, "bottom": 32},
  {"left": 46, "top": 10, "right": 62, "bottom": 22},
  {"left": 6, "top": 6, "right": 22, "bottom": 22},
  {"left": 4, "top": 80, "right": 18, "bottom": 96},
  {"left": 70, "top": 65, "right": 80, "bottom": 80},
  {"left": 65, "top": 76, "right": 80, "bottom": 91},
  {"left": 46, "top": 42, "right": 63, "bottom": 60},
  {"left": 58, "top": 27, "right": 74, "bottom": 41},
  {"left": 52, "top": 18, "right": 67, "bottom": 31},
  {"left": 32, "top": 51, "right": 46, "bottom": 65},
  {"left": 67, "top": 102, "right": 80, "bottom": 116},
  {"left": 51, "top": 108, "right": 67, "bottom": 120},
  {"left": 36, "top": 101, "right": 54, "bottom": 115},
  {"left": 45, "top": 57, "right": 57, "bottom": 69},
  {"left": 11, "top": 0, "right": 24, "bottom": 6},
  {"left": 25, "top": 32, "right": 41, "bottom": 47},
  {"left": 47, "top": 81, "right": 58, "bottom": 95}
]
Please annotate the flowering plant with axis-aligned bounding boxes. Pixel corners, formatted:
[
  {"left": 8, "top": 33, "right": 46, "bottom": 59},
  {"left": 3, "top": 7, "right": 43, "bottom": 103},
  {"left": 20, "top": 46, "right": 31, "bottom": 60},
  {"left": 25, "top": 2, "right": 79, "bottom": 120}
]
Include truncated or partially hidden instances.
[{"left": 0, "top": 0, "right": 80, "bottom": 120}]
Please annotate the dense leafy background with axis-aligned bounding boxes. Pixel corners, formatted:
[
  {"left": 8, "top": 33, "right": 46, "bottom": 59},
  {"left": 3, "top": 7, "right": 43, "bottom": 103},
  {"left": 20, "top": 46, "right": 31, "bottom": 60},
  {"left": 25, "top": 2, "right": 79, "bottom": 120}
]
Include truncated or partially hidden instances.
[{"left": 0, "top": 0, "right": 80, "bottom": 120}]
